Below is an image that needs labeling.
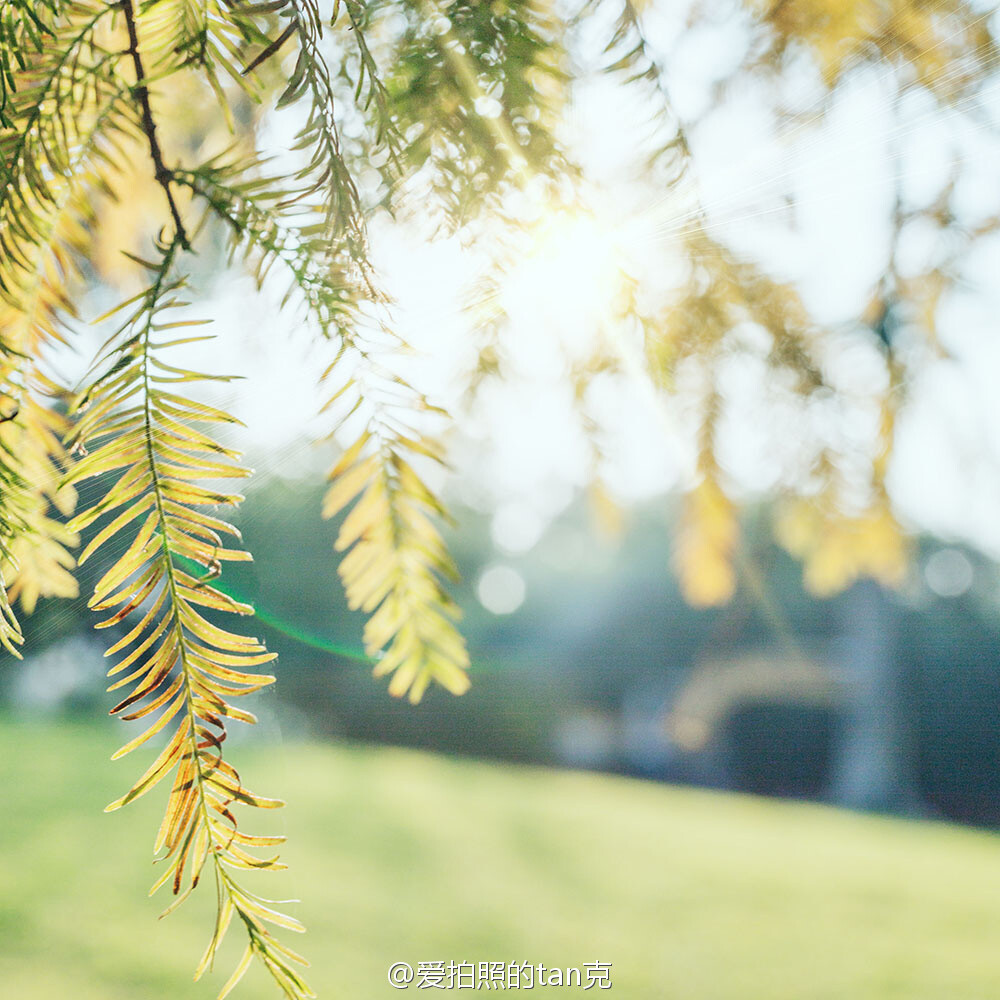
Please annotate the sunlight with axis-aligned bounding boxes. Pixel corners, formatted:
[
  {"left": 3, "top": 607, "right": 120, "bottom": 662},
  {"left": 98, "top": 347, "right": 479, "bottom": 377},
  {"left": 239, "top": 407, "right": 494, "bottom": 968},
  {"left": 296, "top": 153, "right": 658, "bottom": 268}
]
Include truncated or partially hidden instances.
[
  {"left": 470, "top": 194, "right": 689, "bottom": 511},
  {"left": 498, "top": 206, "right": 634, "bottom": 365}
]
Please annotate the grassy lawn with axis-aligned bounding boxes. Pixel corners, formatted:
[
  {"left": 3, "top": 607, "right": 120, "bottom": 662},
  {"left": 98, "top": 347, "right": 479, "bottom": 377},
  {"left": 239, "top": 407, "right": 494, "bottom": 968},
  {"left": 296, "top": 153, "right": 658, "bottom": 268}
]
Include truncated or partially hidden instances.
[{"left": 3, "top": 719, "right": 1000, "bottom": 998}]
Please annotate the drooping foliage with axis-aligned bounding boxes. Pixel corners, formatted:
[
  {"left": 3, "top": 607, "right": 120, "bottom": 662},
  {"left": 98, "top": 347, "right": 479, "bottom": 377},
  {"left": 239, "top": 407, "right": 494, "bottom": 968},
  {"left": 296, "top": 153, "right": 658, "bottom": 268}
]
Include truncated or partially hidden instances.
[
  {"left": 1, "top": 0, "right": 998, "bottom": 996},
  {"left": 66, "top": 238, "right": 310, "bottom": 996}
]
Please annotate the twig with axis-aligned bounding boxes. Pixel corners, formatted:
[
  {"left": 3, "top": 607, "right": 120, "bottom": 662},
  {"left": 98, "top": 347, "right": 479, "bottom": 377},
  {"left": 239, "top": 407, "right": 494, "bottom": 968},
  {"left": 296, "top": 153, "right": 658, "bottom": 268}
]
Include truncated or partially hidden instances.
[{"left": 118, "top": 0, "right": 190, "bottom": 250}]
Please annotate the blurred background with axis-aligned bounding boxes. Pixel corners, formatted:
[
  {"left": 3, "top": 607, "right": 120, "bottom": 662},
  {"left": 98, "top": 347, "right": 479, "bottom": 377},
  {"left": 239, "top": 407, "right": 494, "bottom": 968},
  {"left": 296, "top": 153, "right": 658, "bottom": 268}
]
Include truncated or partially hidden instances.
[
  {"left": 5, "top": 0, "right": 1000, "bottom": 996},
  {"left": 11, "top": 491, "right": 1000, "bottom": 825}
]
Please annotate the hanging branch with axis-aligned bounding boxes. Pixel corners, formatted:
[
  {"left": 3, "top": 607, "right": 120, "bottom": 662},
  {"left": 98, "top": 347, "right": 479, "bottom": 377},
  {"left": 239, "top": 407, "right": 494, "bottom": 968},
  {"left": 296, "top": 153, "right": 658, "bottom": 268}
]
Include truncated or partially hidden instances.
[
  {"left": 118, "top": 0, "right": 190, "bottom": 250},
  {"left": 66, "top": 240, "right": 313, "bottom": 1000}
]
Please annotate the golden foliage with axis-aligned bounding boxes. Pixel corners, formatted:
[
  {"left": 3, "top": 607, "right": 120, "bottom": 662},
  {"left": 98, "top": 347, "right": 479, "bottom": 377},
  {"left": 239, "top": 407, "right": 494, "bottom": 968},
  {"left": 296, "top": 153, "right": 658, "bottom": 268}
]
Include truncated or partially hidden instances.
[
  {"left": 588, "top": 478, "right": 626, "bottom": 542},
  {"left": 0, "top": 400, "right": 79, "bottom": 614},
  {"left": 751, "top": 0, "right": 999, "bottom": 95},
  {"left": 675, "top": 477, "right": 739, "bottom": 608},
  {"left": 65, "top": 243, "right": 312, "bottom": 999},
  {"left": 776, "top": 496, "right": 908, "bottom": 597},
  {"left": 0, "top": 0, "right": 499, "bottom": 981},
  {"left": 322, "top": 400, "right": 470, "bottom": 704}
]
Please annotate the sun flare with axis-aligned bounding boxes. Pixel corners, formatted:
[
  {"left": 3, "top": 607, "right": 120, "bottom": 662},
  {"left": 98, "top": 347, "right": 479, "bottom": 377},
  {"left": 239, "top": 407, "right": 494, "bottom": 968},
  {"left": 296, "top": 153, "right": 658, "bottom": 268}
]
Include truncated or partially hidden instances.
[{"left": 497, "top": 204, "right": 643, "bottom": 366}]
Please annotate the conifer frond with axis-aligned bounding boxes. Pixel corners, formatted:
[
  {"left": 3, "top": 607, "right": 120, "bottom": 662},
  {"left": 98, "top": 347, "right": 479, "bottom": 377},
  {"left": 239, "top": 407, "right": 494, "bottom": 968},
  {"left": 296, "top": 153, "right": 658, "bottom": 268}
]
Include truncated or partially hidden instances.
[
  {"left": 336, "top": 0, "right": 400, "bottom": 153},
  {"left": 0, "top": 397, "right": 79, "bottom": 615},
  {"left": 0, "top": 14, "right": 139, "bottom": 642},
  {"left": 176, "top": 156, "right": 363, "bottom": 340},
  {"left": 0, "top": 1, "right": 121, "bottom": 199},
  {"left": 774, "top": 362, "right": 907, "bottom": 596},
  {"left": 644, "top": 232, "right": 831, "bottom": 604},
  {"left": 0, "top": 416, "right": 30, "bottom": 653},
  {"left": 0, "top": 5, "right": 133, "bottom": 381},
  {"left": 590, "top": 0, "right": 690, "bottom": 175},
  {"left": 0, "top": 481, "right": 26, "bottom": 655},
  {"left": 743, "top": 0, "right": 1000, "bottom": 97},
  {"left": 675, "top": 475, "right": 738, "bottom": 609},
  {"left": 173, "top": 155, "right": 468, "bottom": 703},
  {"left": 321, "top": 349, "right": 470, "bottom": 704},
  {"left": 0, "top": 1, "right": 62, "bottom": 127},
  {"left": 65, "top": 241, "right": 313, "bottom": 1000},
  {"left": 183, "top": 155, "right": 468, "bottom": 703},
  {"left": 0, "top": 0, "right": 137, "bottom": 386},
  {"left": 776, "top": 491, "right": 907, "bottom": 597},
  {"left": 241, "top": 0, "right": 367, "bottom": 246},
  {"left": 379, "top": 0, "right": 569, "bottom": 219},
  {"left": 647, "top": 231, "right": 826, "bottom": 392}
]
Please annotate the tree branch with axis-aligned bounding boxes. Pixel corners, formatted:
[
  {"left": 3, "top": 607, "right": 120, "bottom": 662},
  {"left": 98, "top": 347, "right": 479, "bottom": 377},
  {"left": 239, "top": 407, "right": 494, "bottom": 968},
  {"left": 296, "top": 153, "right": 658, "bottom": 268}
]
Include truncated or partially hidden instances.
[{"left": 118, "top": 0, "right": 190, "bottom": 250}]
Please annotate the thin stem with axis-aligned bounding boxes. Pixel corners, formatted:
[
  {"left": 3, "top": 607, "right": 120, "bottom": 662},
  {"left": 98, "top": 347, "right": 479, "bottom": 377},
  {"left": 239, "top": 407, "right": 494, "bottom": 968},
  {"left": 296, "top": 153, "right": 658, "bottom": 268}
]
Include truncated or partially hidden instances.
[{"left": 118, "top": 0, "right": 190, "bottom": 250}]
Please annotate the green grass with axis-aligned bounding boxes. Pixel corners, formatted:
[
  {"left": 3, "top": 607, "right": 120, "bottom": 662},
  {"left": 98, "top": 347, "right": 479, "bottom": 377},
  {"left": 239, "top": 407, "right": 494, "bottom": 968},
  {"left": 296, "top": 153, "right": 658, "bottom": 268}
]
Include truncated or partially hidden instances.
[{"left": 3, "top": 719, "right": 1000, "bottom": 998}]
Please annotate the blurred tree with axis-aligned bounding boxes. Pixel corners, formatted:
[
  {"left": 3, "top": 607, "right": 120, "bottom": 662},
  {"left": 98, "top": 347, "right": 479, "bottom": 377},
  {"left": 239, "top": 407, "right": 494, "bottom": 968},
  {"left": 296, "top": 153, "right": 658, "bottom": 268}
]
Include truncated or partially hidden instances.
[{"left": 1, "top": 0, "right": 997, "bottom": 996}]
